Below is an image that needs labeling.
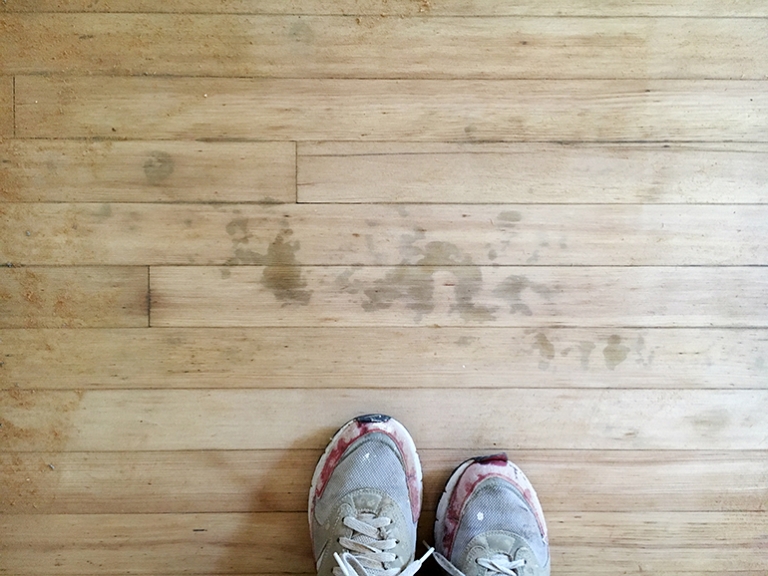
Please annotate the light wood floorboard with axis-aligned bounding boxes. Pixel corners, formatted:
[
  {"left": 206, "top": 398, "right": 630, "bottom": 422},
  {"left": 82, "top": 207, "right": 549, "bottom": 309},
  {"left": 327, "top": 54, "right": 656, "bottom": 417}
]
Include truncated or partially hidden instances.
[
  {"left": 2, "top": 0, "right": 767, "bottom": 17},
  {"left": 298, "top": 143, "right": 768, "bottom": 203},
  {"left": 3, "top": 203, "right": 767, "bottom": 265},
  {"left": 149, "top": 266, "right": 768, "bottom": 328},
  {"left": 3, "top": 450, "right": 767, "bottom": 514},
  {"left": 0, "top": 266, "right": 148, "bottom": 328},
  {"left": 0, "top": 76, "right": 13, "bottom": 137},
  {"left": 3, "top": 15, "right": 767, "bottom": 79},
  {"left": 2, "top": 511, "right": 767, "bottom": 574},
  {"left": 14, "top": 77, "right": 768, "bottom": 141},
  {"left": 3, "top": 389, "right": 766, "bottom": 451},
  {"left": 1, "top": 328, "right": 765, "bottom": 390},
  {"left": 0, "top": 140, "right": 296, "bottom": 203}
]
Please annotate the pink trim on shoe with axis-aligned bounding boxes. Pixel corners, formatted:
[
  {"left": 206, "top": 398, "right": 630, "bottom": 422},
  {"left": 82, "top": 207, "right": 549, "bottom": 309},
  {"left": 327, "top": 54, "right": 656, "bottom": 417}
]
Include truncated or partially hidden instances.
[
  {"left": 438, "top": 454, "right": 548, "bottom": 558},
  {"left": 309, "top": 415, "right": 423, "bottom": 523}
]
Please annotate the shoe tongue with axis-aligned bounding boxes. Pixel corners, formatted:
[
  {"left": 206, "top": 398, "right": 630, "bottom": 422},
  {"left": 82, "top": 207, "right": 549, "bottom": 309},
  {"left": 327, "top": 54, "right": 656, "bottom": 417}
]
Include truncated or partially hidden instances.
[
  {"left": 344, "top": 506, "right": 392, "bottom": 572},
  {"left": 350, "top": 512, "right": 384, "bottom": 548},
  {"left": 482, "top": 532, "right": 517, "bottom": 552}
]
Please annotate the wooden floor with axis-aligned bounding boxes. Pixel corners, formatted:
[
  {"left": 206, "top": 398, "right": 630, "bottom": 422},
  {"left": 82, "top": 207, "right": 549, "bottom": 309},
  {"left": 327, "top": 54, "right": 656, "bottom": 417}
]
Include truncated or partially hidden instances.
[{"left": 1, "top": 2, "right": 767, "bottom": 575}]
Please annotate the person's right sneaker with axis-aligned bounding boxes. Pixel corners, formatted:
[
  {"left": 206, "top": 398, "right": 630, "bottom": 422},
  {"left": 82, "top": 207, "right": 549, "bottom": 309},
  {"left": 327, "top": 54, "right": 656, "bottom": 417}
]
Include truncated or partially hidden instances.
[{"left": 433, "top": 454, "right": 550, "bottom": 576}]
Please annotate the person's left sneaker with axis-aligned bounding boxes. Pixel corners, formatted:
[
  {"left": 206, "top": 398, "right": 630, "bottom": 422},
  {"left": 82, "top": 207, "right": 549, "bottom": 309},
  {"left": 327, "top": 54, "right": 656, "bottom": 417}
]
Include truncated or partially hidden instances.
[
  {"left": 433, "top": 453, "right": 550, "bottom": 576},
  {"left": 309, "top": 414, "right": 433, "bottom": 576}
]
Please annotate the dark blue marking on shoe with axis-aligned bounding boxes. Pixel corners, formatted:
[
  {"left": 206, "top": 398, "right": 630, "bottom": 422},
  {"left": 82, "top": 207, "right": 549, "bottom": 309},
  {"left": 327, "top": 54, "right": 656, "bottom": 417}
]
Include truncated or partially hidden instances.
[
  {"left": 356, "top": 414, "right": 392, "bottom": 423},
  {"left": 474, "top": 453, "right": 508, "bottom": 464}
]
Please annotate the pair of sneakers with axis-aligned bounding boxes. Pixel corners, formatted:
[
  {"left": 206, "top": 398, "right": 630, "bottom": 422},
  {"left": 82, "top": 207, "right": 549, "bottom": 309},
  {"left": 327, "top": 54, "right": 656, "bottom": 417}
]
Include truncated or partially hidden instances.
[{"left": 309, "top": 414, "right": 550, "bottom": 576}]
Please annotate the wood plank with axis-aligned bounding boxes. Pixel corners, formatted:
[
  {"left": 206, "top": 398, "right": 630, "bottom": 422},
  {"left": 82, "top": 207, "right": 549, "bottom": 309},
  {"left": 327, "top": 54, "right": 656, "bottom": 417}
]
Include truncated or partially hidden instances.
[
  {"left": 150, "top": 266, "right": 768, "bottom": 328},
  {"left": 44, "top": 574, "right": 760, "bottom": 576},
  {"left": 2, "top": 389, "right": 766, "bottom": 451},
  {"left": 119, "top": 572, "right": 767, "bottom": 576},
  {"left": 1, "top": 328, "right": 766, "bottom": 390},
  {"left": 0, "top": 512, "right": 312, "bottom": 575},
  {"left": 0, "top": 512, "right": 765, "bottom": 575},
  {"left": 0, "top": 140, "right": 295, "bottom": 203},
  {"left": 2, "top": 449, "right": 766, "bottom": 514},
  {"left": 0, "top": 267, "right": 148, "bottom": 328},
  {"left": 0, "top": 76, "right": 12, "bottom": 137},
  {"left": 15, "top": 76, "right": 768, "bottom": 141},
  {"left": 3, "top": 15, "right": 767, "bottom": 79},
  {"left": 3, "top": 0, "right": 767, "bottom": 17},
  {"left": 3, "top": 203, "right": 767, "bottom": 266},
  {"left": 298, "top": 143, "right": 768, "bottom": 204}
]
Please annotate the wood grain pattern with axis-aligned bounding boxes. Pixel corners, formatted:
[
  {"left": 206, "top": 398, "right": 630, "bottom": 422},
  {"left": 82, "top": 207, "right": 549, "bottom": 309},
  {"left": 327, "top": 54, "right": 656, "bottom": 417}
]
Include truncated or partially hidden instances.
[
  {"left": 0, "top": 267, "right": 148, "bottom": 328},
  {"left": 2, "top": 450, "right": 766, "bottom": 514},
  {"left": 298, "top": 143, "right": 768, "bottom": 203},
  {"left": 2, "top": 389, "right": 765, "bottom": 451},
  {"left": 3, "top": 0, "right": 767, "bottom": 17},
  {"left": 3, "top": 203, "right": 766, "bottom": 266},
  {"left": 2, "top": 328, "right": 765, "bottom": 390},
  {"left": 2, "top": 3, "right": 767, "bottom": 574},
  {"left": 0, "top": 512, "right": 312, "bottom": 575},
  {"left": 0, "top": 140, "right": 295, "bottom": 203},
  {"left": 15, "top": 76, "right": 768, "bottom": 141},
  {"left": 1, "top": 511, "right": 766, "bottom": 575},
  {"left": 0, "top": 76, "right": 12, "bottom": 137},
  {"left": 149, "top": 266, "right": 768, "bottom": 328},
  {"left": 3, "top": 15, "right": 767, "bottom": 79}
]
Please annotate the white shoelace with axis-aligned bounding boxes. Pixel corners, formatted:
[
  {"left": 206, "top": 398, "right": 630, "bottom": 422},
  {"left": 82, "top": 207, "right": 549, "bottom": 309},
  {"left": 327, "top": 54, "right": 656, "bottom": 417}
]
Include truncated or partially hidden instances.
[
  {"left": 434, "top": 551, "right": 526, "bottom": 576},
  {"left": 332, "top": 513, "right": 434, "bottom": 576}
]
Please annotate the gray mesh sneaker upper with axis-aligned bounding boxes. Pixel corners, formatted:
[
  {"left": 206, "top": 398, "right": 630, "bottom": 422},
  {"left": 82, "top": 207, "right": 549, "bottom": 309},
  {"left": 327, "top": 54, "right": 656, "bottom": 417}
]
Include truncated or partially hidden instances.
[
  {"left": 434, "top": 457, "right": 550, "bottom": 576},
  {"left": 449, "top": 478, "right": 549, "bottom": 575},
  {"left": 311, "top": 431, "right": 424, "bottom": 576},
  {"left": 451, "top": 478, "right": 547, "bottom": 574},
  {"left": 313, "top": 433, "right": 412, "bottom": 539}
]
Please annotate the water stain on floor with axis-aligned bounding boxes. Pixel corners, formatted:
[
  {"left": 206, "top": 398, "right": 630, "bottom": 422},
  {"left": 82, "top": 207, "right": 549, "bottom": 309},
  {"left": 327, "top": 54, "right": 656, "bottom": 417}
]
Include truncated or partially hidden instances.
[
  {"left": 689, "top": 408, "right": 731, "bottom": 438},
  {"left": 603, "top": 335, "right": 630, "bottom": 370},
  {"left": 634, "top": 335, "right": 656, "bottom": 367},
  {"left": 534, "top": 332, "right": 555, "bottom": 360},
  {"left": 455, "top": 335, "right": 478, "bottom": 347},
  {"left": 533, "top": 332, "right": 556, "bottom": 370},
  {"left": 579, "top": 341, "right": 596, "bottom": 370},
  {"left": 225, "top": 219, "right": 311, "bottom": 305},
  {"left": 493, "top": 274, "right": 552, "bottom": 316},
  {"left": 225, "top": 217, "right": 261, "bottom": 265},
  {"left": 496, "top": 211, "right": 522, "bottom": 229},
  {"left": 366, "top": 241, "right": 496, "bottom": 322},
  {"left": 260, "top": 230, "right": 311, "bottom": 305},
  {"left": 143, "top": 151, "right": 174, "bottom": 185},
  {"left": 345, "top": 241, "right": 496, "bottom": 322}
]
